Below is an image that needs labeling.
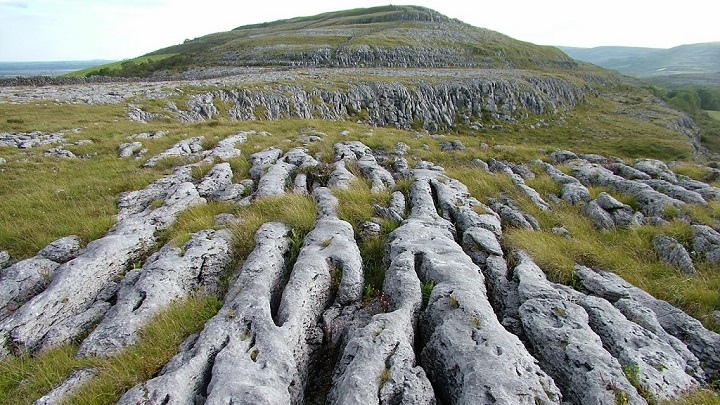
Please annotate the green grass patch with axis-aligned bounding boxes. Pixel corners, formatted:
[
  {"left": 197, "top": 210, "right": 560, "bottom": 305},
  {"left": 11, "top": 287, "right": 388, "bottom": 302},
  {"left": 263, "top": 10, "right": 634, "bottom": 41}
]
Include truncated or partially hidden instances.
[{"left": 64, "top": 54, "right": 178, "bottom": 77}]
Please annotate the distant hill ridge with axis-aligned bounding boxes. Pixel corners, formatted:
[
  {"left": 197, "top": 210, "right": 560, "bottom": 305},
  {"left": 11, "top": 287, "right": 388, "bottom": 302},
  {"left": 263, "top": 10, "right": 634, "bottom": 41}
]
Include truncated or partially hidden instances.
[
  {"left": 110, "top": 5, "right": 578, "bottom": 75},
  {"left": 560, "top": 42, "right": 720, "bottom": 86}
]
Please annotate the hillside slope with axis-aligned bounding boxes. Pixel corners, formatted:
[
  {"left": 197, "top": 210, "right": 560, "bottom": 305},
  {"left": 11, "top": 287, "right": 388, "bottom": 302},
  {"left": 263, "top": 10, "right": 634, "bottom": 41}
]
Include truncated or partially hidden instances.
[{"left": 83, "top": 5, "right": 577, "bottom": 76}]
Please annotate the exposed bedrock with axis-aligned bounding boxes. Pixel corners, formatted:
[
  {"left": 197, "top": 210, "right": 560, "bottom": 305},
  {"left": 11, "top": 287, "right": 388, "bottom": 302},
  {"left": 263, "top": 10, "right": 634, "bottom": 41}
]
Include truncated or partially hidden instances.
[
  {"left": 512, "top": 253, "right": 647, "bottom": 404},
  {"left": 574, "top": 265, "right": 720, "bottom": 379},
  {"left": 329, "top": 141, "right": 395, "bottom": 192},
  {"left": 385, "top": 173, "right": 560, "bottom": 404},
  {"left": 568, "top": 160, "right": 684, "bottom": 217},
  {"left": 254, "top": 147, "right": 319, "bottom": 198},
  {"left": 142, "top": 136, "right": 206, "bottom": 168},
  {"left": 77, "top": 229, "right": 234, "bottom": 357},
  {"left": 0, "top": 177, "right": 206, "bottom": 357},
  {"left": 541, "top": 161, "right": 590, "bottom": 204},
  {"left": 153, "top": 77, "right": 586, "bottom": 131},
  {"left": 0, "top": 236, "right": 80, "bottom": 321},
  {"left": 119, "top": 187, "right": 363, "bottom": 404},
  {"left": 116, "top": 222, "right": 292, "bottom": 405}
]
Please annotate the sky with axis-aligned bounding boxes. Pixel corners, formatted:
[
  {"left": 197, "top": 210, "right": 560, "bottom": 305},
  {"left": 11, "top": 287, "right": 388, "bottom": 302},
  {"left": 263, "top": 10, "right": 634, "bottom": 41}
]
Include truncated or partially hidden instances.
[{"left": 0, "top": 0, "right": 718, "bottom": 61}]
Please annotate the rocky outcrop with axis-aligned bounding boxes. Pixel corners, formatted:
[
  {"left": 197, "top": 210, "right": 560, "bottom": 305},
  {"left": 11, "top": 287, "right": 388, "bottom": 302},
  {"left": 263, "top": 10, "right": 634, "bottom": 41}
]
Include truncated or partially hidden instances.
[
  {"left": 116, "top": 222, "right": 292, "bottom": 404},
  {"left": 0, "top": 180, "right": 206, "bottom": 356},
  {"left": 77, "top": 229, "right": 233, "bottom": 357},
  {"left": 151, "top": 76, "right": 586, "bottom": 132}
]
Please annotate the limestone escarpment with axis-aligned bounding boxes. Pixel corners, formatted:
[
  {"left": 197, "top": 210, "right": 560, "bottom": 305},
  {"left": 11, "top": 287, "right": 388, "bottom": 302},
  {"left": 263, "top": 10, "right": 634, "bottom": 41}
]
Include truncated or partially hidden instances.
[
  {"left": 3, "top": 130, "right": 719, "bottom": 404},
  {"left": 133, "top": 74, "right": 587, "bottom": 134}
]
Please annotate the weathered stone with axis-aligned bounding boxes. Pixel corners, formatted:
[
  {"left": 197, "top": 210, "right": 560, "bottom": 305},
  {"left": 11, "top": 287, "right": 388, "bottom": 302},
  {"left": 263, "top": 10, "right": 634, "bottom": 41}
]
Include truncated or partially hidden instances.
[
  {"left": 471, "top": 158, "right": 490, "bottom": 172},
  {"left": 118, "top": 141, "right": 143, "bottom": 158},
  {"left": 248, "top": 146, "right": 283, "bottom": 181},
  {"left": 0, "top": 257, "right": 60, "bottom": 321},
  {"left": 549, "top": 150, "right": 578, "bottom": 163},
  {"left": 37, "top": 235, "right": 81, "bottom": 263},
  {"left": 605, "top": 162, "right": 652, "bottom": 180},
  {"left": 393, "top": 141, "right": 410, "bottom": 155},
  {"left": 0, "top": 251, "right": 9, "bottom": 268},
  {"left": 653, "top": 235, "right": 696, "bottom": 275},
  {"left": 512, "top": 173, "right": 551, "bottom": 211},
  {"left": 513, "top": 254, "right": 646, "bottom": 404},
  {"left": 33, "top": 368, "right": 99, "bottom": 405},
  {"left": 489, "top": 199, "right": 539, "bottom": 230},
  {"left": 254, "top": 148, "right": 317, "bottom": 199},
  {"left": 44, "top": 146, "right": 77, "bottom": 159},
  {"left": 196, "top": 162, "right": 234, "bottom": 197},
  {"left": 542, "top": 162, "right": 590, "bottom": 204},
  {"left": 143, "top": 136, "right": 206, "bottom": 167},
  {"left": 574, "top": 266, "right": 720, "bottom": 379},
  {"left": 691, "top": 225, "right": 720, "bottom": 265},
  {"left": 407, "top": 175, "right": 562, "bottom": 404},
  {"left": 203, "top": 131, "right": 247, "bottom": 162},
  {"left": 641, "top": 179, "right": 706, "bottom": 204},
  {"left": 633, "top": 159, "right": 678, "bottom": 183},
  {"left": 0, "top": 182, "right": 205, "bottom": 356},
  {"left": 359, "top": 221, "right": 382, "bottom": 239},
  {"left": 569, "top": 160, "right": 683, "bottom": 217},
  {"left": 77, "top": 229, "right": 233, "bottom": 357},
  {"left": 579, "top": 295, "right": 699, "bottom": 401},
  {"left": 357, "top": 154, "right": 395, "bottom": 192},
  {"left": 583, "top": 200, "right": 616, "bottom": 230},
  {"left": 117, "top": 222, "right": 292, "bottom": 405}
]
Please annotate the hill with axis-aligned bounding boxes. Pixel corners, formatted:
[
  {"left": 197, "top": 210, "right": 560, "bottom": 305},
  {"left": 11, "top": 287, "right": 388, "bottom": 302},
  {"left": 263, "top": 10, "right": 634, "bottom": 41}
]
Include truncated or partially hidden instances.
[
  {"left": 82, "top": 5, "right": 576, "bottom": 77},
  {"left": 560, "top": 42, "right": 720, "bottom": 87}
]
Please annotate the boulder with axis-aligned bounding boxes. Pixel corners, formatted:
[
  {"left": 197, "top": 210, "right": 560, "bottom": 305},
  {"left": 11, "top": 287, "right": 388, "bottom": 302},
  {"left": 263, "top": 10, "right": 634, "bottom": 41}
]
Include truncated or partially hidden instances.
[{"left": 653, "top": 235, "right": 696, "bottom": 275}]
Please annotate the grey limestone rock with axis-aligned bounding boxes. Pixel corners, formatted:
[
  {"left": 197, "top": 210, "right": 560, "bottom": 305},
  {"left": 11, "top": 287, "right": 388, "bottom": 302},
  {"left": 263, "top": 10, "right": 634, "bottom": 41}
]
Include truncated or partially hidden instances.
[
  {"left": 37, "top": 235, "right": 81, "bottom": 263},
  {"left": 574, "top": 266, "right": 720, "bottom": 379},
  {"left": 549, "top": 150, "right": 578, "bottom": 163},
  {"left": 77, "top": 229, "right": 233, "bottom": 357},
  {"left": 254, "top": 148, "right": 317, "bottom": 199},
  {"left": 653, "top": 235, "right": 696, "bottom": 275},
  {"left": 513, "top": 253, "right": 646, "bottom": 404},
  {"left": 0, "top": 251, "right": 9, "bottom": 268},
  {"left": 542, "top": 162, "right": 590, "bottom": 204},
  {"left": 393, "top": 141, "right": 410, "bottom": 155},
  {"left": 605, "top": 162, "right": 653, "bottom": 180},
  {"left": 248, "top": 146, "right": 283, "bottom": 181},
  {"left": 633, "top": 159, "right": 678, "bottom": 183},
  {"left": 676, "top": 174, "right": 720, "bottom": 201},
  {"left": 143, "top": 136, "right": 206, "bottom": 167},
  {"left": 568, "top": 160, "right": 683, "bottom": 217},
  {"left": 118, "top": 141, "right": 143, "bottom": 158},
  {"left": 0, "top": 181, "right": 205, "bottom": 356},
  {"left": 44, "top": 146, "right": 77, "bottom": 159},
  {"left": 127, "top": 107, "right": 165, "bottom": 123},
  {"left": 691, "top": 224, "right": 720, "bottom": 265},
  {"left": 203, "top": 131, "right": 247, "bottom": 162},
  {"left": 511, "top": 173, "right": 551, "bottom": 211},
  {"left": 471, "top": 158, "right": 490, "bottom": 172},
  {"left": 196, "top": 162, "right": 233, "bottom": 198},
  {"left": 33, "top": 368, "right": 99, "bottom": 405},
  {"left": 0, "top": 257, "right": 60, "bottom": 321},
  {"left": 640, "top": 179, "right": 706, "bottom": 205},
  {"left": 489, "top": 198, "right": 539, "bottom": 230},
  {"left": 580, "top": 296, "right": 699, "bottom": 400},
  {"left": 209, "top": 183, "right": 247, "bottom": 202},
  {"left": 403, "top": 175, "right": 561, "bottom": 404},
  {"left": 117, "top": 222, "right": 292, "bottom": 405},
  {"left": 357, "top": 154, "right": 395, "bottom": 192}
]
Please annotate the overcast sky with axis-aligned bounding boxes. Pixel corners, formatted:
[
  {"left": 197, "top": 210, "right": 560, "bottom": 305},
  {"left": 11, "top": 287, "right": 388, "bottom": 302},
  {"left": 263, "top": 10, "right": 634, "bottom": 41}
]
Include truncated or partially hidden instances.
[{"left": 1, "top": 0, "right": 717, "bottom": 61}]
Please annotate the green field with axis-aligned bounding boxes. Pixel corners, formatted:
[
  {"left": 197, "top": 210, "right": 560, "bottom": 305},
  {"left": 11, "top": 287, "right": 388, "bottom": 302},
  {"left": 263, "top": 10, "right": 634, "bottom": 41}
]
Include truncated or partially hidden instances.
[{"left": 63, "top": 54, "right": 178, "bottom": 77}]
